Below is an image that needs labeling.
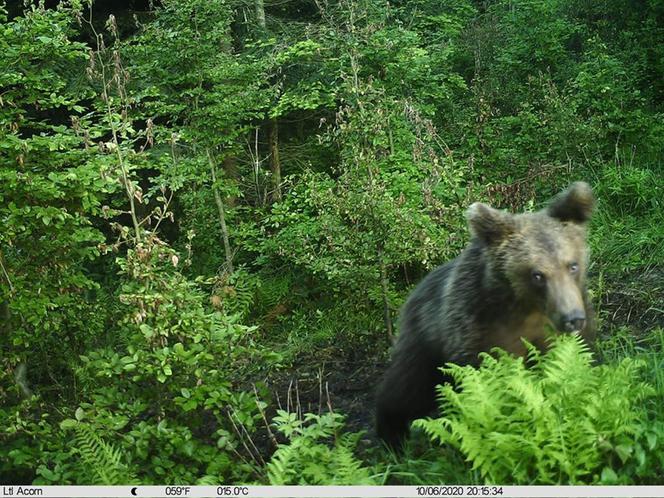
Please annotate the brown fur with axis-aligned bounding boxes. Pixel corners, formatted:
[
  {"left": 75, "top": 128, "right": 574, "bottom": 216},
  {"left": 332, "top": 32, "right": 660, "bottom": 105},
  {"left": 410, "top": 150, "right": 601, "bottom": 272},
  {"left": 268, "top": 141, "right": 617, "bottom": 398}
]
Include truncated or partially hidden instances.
[
  {"left": 376, "top": 182, "right": 596, "bottom": 448},
  {"left": 485, "top": 311, "right": 549, "bottom": 357}
]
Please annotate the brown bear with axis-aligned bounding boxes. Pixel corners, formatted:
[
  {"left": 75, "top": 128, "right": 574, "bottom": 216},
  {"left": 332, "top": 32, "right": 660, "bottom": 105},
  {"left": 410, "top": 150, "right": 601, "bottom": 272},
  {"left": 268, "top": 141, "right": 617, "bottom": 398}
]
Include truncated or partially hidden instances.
[{"left": 375, "top": 182, "right": 596, "bottom": 448}]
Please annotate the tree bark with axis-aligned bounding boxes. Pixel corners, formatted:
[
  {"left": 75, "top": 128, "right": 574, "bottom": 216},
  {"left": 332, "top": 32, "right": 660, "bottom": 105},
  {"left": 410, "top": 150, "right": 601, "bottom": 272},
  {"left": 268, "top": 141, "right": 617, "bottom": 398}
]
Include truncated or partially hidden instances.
[
  {"left": 268, "top": 117, "right": 282, "bottom": 202},
  {"left": 255, "top": 0, "right": 266, "bottom": 30},
  {"left": 207, "top": 150, "right": 234, "bottom": 274}
]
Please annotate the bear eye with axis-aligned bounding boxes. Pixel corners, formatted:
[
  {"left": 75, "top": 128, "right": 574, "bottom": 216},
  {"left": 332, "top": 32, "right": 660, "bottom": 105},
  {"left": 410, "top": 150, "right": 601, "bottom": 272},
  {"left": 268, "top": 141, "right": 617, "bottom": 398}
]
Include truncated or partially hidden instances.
[
  {"left": 531, "top": 270, "right": 546, "bottom": 286},
  {"left": 569, "top": 262, "right": 579, "bottom": 274}
]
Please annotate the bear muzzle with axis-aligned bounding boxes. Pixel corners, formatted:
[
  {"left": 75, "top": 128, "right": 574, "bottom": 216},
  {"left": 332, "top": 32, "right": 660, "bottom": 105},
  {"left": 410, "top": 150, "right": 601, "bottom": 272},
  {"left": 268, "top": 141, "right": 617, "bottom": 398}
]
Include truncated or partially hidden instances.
[{"left": 559, "top": 310, "right": 586, "bottom": 333}]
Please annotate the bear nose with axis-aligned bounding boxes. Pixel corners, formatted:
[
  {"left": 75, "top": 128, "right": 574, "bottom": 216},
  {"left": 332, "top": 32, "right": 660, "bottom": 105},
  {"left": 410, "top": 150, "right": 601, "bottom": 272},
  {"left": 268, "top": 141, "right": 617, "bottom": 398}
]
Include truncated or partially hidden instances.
[{"left": 561, "top": 311, "right": 586, "bottom": 332}]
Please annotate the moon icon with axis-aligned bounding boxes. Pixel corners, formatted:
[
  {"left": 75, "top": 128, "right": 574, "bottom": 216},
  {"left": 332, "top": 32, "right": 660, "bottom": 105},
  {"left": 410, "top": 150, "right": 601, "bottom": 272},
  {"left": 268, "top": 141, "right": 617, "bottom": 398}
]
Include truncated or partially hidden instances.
[{"left": 131, "top": 487, "right": 138, "bottom": 496}]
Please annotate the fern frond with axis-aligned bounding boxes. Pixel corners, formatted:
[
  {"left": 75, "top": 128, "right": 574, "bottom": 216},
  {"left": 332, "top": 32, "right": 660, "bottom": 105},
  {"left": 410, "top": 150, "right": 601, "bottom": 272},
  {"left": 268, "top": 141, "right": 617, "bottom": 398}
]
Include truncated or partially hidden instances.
[
  {"left": 266, "top": 412, "right": 375, "bottom": 485},
  {"left": 72, "top": 423, "right": 137, "bottom": 485},
  {"left": 416, "top": 334, "right": 656, "bottom": 484}
]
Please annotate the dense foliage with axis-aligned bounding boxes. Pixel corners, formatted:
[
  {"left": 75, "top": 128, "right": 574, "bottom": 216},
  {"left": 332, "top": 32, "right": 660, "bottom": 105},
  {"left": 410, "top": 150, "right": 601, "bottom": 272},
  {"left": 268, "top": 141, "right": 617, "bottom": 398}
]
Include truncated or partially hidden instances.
[
  {"left": 416, "top": 335, "right": 664, "bottom": 484},
  {"left": 1, "top": 0, "right": 662, "bottom": 485}
]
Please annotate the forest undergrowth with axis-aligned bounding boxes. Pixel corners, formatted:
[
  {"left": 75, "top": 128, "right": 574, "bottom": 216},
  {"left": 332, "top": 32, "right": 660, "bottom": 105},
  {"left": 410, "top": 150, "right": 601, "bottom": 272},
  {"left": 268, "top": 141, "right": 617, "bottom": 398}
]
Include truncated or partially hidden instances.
[{"left": 1, "top": 0, "right": 663, "bottom": 485}]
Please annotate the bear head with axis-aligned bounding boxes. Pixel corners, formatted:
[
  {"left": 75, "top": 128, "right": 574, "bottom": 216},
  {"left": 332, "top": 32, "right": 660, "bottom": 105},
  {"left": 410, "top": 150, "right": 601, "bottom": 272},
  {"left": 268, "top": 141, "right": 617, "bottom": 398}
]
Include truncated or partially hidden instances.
[{"left": 466, "top": 182, "right": 595, "bottom": 333}]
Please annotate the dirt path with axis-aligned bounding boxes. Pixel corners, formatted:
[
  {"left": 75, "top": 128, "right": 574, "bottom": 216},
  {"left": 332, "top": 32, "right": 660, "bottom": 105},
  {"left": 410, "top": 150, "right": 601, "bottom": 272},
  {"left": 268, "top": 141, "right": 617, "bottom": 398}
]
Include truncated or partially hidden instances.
[{"left": 267, "top": 356, "right": 387, "bottom": 437}]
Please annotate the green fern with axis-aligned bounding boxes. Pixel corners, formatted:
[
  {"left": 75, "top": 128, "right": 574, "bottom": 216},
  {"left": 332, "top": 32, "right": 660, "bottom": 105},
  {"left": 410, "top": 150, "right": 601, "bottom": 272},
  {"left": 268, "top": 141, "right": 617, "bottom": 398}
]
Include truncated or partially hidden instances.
[
  {"left": 256, "top": 273, "right": 294, "bottom": 311},
  {"left": 220, "top": 269, "right": 259, "bottom": 319},
  {"left": 415, "top": 334, "right": 659, "bottom": 484},
  {"left": 66, "top": 422, "right": 137, "bottom": 484},
  {"left": 266, "top": 411, "right": 375, "bottom": 485}
]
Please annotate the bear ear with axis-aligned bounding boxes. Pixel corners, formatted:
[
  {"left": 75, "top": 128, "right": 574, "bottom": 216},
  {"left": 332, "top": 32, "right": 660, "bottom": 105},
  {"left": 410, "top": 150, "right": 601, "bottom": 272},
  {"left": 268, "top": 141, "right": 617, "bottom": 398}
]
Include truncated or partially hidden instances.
[
  {"left": 466, "top": 202, "right": 515, "bottom": 245},
  {"left": 547, "top": 181, "right": 594, "bottom": 224}
]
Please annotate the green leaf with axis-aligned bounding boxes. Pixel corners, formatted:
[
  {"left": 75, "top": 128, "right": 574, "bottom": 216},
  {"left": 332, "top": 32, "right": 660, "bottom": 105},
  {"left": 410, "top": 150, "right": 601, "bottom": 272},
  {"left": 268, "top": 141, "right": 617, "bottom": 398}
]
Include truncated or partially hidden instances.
[
  {"left": 615, "top": 444, "right": 633, "bottom": 463},
  {"left": 646, "top": 432, "right": 657, "bottom": 450},
  {"left": 60, "top": 419, "right": 78, "bottom": 429},
  {"left": 38, "top": 467, "right": 59, "bottom": 482},
  {"left": 600, "top": 467, "right": 619, "bottom": 484}
]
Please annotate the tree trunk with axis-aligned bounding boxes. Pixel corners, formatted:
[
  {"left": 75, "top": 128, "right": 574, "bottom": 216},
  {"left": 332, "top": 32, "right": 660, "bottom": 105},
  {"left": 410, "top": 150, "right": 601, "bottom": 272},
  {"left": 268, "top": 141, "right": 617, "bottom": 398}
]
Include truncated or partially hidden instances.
[
  {"left": 268, "top": 117, "right": 282, "bottom": 202},
  {"left": 207, "top": 150, "right": 234, "bottom": 274},
  {"left": 255, "top": 0, "right": 266, "bottom": 30}
]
